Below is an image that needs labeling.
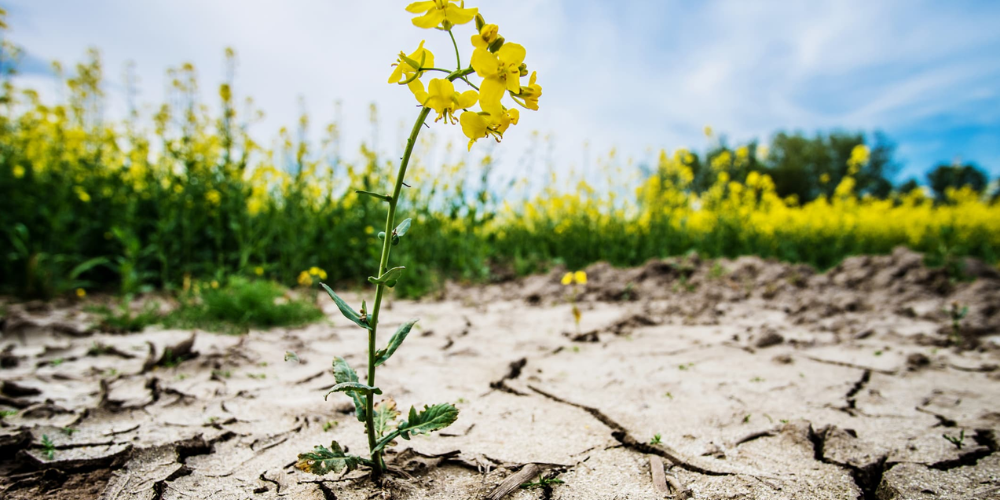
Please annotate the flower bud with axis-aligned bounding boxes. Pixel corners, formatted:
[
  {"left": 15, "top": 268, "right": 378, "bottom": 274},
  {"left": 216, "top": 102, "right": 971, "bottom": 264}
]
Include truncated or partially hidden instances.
[
  {"left": 475, "top": 13, "right": 486, "bottom": 31},
  {"left": 488, "top": 35, "right": 505, "bottom": 53},
  {"left": 518, "top": 63, "right": 528, "bottom": 77}
]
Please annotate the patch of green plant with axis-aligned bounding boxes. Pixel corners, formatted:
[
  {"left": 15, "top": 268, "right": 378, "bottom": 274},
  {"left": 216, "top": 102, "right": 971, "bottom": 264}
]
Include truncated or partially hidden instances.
[
  {"left": 41, "top": 434, "right": 55, "bottom": 459},
  {"left": 521, "top": 475, "right": 565, "bottom": 490},
  {"left": 160, "top": 349, "right": 190, "bottom": 368},
  {"left": 943, "top": 430, "right": 965, "bottom": 449},
  {"left": 49, "top": 358, "right": 64, "bottom": 367},
  {"left": 164, "top": 277, "right": 324, "bottom": 334},
  {"left": 708, "top": 261, "right": 728, "bottom": 279},
  {"left": 0, "top": 410, "right": 18, "bottom": 419},
  {"left": 87, "top": 299, "right": 162, "bottom": 333},
  {"left": 322, "top": 421, "right": 338, "bottom": 432},
  {"left": 61, "top": 427, "right": 78, "bottom": 435},
  {"left": 650, "top": 433, "right": 662, "bottom": 445},
  {"left": 945, "top": 302, "right": 969, "bottom": 346}
]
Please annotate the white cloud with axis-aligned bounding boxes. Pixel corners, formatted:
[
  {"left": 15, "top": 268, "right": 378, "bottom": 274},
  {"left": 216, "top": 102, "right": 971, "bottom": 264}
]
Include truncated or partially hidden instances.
[{"left": 6, "top": 0, "right": 1000, "bottom": 180}]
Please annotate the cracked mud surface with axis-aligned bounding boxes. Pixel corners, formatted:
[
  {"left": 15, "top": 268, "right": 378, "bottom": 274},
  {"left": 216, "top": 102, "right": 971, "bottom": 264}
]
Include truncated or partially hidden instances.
[{"left": 2, "top": 247, "right": 999, "bottom": 499}]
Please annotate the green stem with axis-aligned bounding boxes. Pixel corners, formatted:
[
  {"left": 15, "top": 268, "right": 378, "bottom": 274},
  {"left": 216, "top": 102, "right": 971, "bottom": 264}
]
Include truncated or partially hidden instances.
[
  {"left": 448, "top": 29, "right": 461, "bottom": 70},
  {"left": 364, "top": 105, "right": 432, "bottom": 478}
]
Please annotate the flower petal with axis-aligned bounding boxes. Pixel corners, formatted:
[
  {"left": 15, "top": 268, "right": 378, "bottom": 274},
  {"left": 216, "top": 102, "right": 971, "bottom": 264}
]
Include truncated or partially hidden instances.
[
  {"left": 478, "top": 78, "right": 505, "bottom": 115},
  {"left": 411, "top": 10, "right": 445, "bottom": 29},
  {"left": 497, "top": 43, "right": 526, "bottom": 66},
  {"left": 405, "top": 1, "right": 436, "bottom": 13},
  {"left": 456, "top": 90, "right": 478, "bottom": 109},
  {"left": 443, "top": 5, "right": 478, "bottom": 25},
  {"left": 471, "top": 48, "right": 499, "bottom": 78}
]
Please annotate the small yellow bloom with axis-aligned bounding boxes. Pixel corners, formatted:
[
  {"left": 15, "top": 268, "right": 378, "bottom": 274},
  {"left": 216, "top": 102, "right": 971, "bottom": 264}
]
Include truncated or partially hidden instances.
[
  {"left": 211, "top": 280, "right": 220, "bottom": 289},
  {"left": 410, "top": 78, "right": 478, "bottom": 124},
  {"left": 12, "top": 165, "right": 25, "bottom": 178},
  {"left": 75, "top": 288, "right": 86, "bottom": 298},
  {"left": 561, "top": 272, "right": 573, "bottom": 286},
  {"left": 183, "top": 274, "right": 191, "bottom": 292},
  {"left": 206, "top": 189, "right": 221, "bottom": 206},
  {"left": 74, "top": 186, "right": 91, "bottom": 203},
  {"left": 471, "top": 23, "right": 499, "bottom": 49},
  {"left": 574, "top": 271, "right": 587, "bottom": 285},
  {"left": 298, "top": 271, "right": 313, "bottom": 287},
  {"left": 704, "top": 125, "right": 713, "bottom": 137},
  {"left": 254, "top": 266, "right": 264, "bottom": 276},
  {"left": 405, "top": 0, "right": 477, "bottom": 29},
  {"left": 460, "top": 108, "right": 518, "bottom": 150},
  {"left": 514, "top": 71, "right": 541, "bottom": 110},
  {"left": 471, "top": 43, "right": 526, "bottom": 115},
  {"left": 388, "top": 40, "right": 434, "bottom": 85}
]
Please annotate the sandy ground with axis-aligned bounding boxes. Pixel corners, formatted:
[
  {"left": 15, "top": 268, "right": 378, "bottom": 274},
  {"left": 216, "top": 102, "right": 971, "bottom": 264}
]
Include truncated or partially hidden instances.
[{"left": 1, "top": 247, "right": 999, "bottom": 500}]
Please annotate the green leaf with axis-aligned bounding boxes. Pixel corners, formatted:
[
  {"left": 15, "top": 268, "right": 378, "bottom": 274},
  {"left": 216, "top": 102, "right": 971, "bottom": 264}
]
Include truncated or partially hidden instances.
[
  {"left": 355, "top": 189, "right": 391, "bottom": 202},
  {"left": 332, "top": 357, "right": 367, "bottom": 421},
  {"left": 324, "top": 382, "right": 382, "bottom": 401},
  {"left": 367, "top": 266, "right": 405, "bottom": 288},
  {"left": 319, "top": 283, "right": 369, "bottom": 330},
  {"left": 397, "top": 403, "right": 459, "bottom": 440},
  {"left": 374, "top": 320, "right": 418, "bottom": 367},
  {"left": 296, "top": 441, "right": 365, "bottom": 475},
  {"left": 394, "top": 218, "right": 412, "bottom": 237},
  {"left": 372, "top": 398, "right": 401, "bottom": 439}
]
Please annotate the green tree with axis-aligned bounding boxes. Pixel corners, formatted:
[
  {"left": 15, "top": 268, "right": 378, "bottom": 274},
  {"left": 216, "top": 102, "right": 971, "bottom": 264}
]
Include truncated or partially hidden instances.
[{"left": 927, "top": 162, "right": 988, "bottom": 201}]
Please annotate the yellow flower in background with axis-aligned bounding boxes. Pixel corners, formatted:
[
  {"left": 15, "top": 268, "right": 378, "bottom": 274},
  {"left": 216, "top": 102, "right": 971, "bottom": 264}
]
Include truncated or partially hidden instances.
[
  {"left": 308, "top": 267, "right": 328, "bottom": 280},
  {"left": 254, "top": 266, "right": 264, "bottom": 276},
  {"left": 471, "top": 43, "right": 526, "bottom": 114},
  {"left": 406, "top": 0, "right": 477, "bottom": 29},
  {"left": 820, "top": 173, "right": 831, "bottom": 184},
  {"left": 206, "top": 189, "right": 221, "bottom": 206},
  {"left": 211, "top": 280, "right": 220, "bottom": 289},
  {"left": 409, "top": 78, "right": 478, "bottom": 124},
  {"left": 561, "top": 272, "right": 573, "bottom": 285},
  {"left": 74, "top": 186, "right": 91, "bottom": 203},
  {"left": 704, "top": 125, "right": 713, "bottom": 137},
  {"left": 297, "top": 271, "right": 313, "bottom": 287},
  {"left": 75, "top": 288, "right": 86, "bottom": 298},
  {"left": 471, "top": 23, "right": 499, "bottom": 49},
  {"left": 12, "top": 165, "right": 25, "bottom": 178},
  {"left": 574, "top": 271, "right": 587, "bottom": 285},
  {"left": 388, "top": 41, "right": 434, "bottom": 84}
]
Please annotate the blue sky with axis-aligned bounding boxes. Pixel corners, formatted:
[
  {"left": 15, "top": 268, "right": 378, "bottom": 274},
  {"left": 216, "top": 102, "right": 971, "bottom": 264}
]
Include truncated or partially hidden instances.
[{"left": 5, "top": 0, "right": 1000, "bottom": 182}]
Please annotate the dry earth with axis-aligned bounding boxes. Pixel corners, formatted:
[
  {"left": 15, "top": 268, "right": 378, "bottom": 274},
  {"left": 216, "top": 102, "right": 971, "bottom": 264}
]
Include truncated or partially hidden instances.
[{"left": 1, "top": 247, "right": 999, "bottom": 499}]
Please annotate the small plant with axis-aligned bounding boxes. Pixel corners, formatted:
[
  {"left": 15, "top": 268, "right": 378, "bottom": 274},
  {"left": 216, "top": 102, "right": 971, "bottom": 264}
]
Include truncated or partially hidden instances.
[
  {"left": 521, "top": 475, "right": 565, "bottom": 490},
  {"left": 41, "top": 434, "right": 55, "bottom": 460},
  {"left": 750, "top": 376, "right": 764, "bottom": 382},
  {"left": 49, "top": 358, "right": 64, "bottom": 367},
  {"left": 650, "top": 433, "right": 662, "bottom": 445},
  {"left": 211, "top": 369, "right": 232, "bottom": 379},
  {"left": 743, "top": 414, "right": 752, "bottom": 424},
  {"left": 664, "top": 392, "right": 673, "bottom": 400},
  {"left": 678, "top": 363, "right": 694, "bottom": 371},
  {"left": 297, "top": 1, "right": 544, "bottom": 481},
  {"left": 0, "top": 410, "right": 18, "bottom": 419},
  {"left": 247, "top": 372, "right": 266, "bottom": 380},
  {"left": 61, "top": 427, "right": 78, "bottom": 435},
  {"left": 708, "top": 261, "right": 728, "bottom": 279},
  {"left": 166, "top": 277, "right": 324, "bottom": 334},
  {"left": 943, "top": 430, "right": 965, "bottom": 449},
  {"left": 945, "top": 302, "right": 969, "bottom": 346},
  {"left": 322, "top": 421, "right": 338, "bottom": 432},
  {"left": 87, "top": 299, "right": 161, "bottom": 333},
  {"left": 561, "top": 270, "right": 588, "bottom": 335}
]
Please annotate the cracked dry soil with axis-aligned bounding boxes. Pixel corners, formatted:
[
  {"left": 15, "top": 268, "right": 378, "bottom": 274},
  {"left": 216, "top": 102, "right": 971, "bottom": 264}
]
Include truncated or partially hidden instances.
[{"left": 2, "top": 247, "right": 1000, "bottom": 499}]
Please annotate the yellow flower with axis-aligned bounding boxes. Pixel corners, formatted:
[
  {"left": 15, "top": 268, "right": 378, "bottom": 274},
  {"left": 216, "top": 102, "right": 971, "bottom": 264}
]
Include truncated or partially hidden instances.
[
  {"left": 410, "top": 78, "right": 478, "bottom": 124},
  {"left": 561, "top": 272, "right": 573, "bottom": 285},
  {"left": 574, "top": 271, "right": 587, "bottom": 285},
  {"left": 405, "top": 0, "right": 477, "bottom": 29},
  {"left": 298, "top": 271, "right": 313, "bottom": 287},
  {"left": 206, "top": 189, "right": 221, "bottom": 206},
  {"left": 211, "top": 280, "right": 220, "bottom": 289},
  {"left": 514, "top": 71, "right": 541, "bottom": 110},
  {"left": 704, "top": 125, "right": 713, "bottom": 137},
  {"left": 254, "top": 266, "right": 264, "bottom": 276},
  {"left": 75, "top": 288, "right": 86, "bottom": 298},
  {"left": 388, "top": 40, "right": 434, "bottom": 85},
  {"left": 308, "top": 267, "right": 328, "bottom": 280},
  {"left": 471, "top": 23, "right": 499, "bottom": 49},
  {"left": 460, "top": 108, "right": 518, "bottom": 150},
  {"left": 74, "top": 186, "right": 91, "bottom": 203},
  {"left": 12, "top": 165, "right": 25, "bottom": 178},
  {"left": 471, "top": 43, "right": 526, "bottom": 114}
]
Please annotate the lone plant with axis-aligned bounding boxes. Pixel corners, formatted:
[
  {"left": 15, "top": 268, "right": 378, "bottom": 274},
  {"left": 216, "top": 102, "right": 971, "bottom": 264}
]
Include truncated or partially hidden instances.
[
  {"left": 296, "top": 0, "right": 542, "bottom": 481},
  {"left": 561, "top": 271, "right": 587, "bottom": 335},
  {"left": 945, "top": 301, "right": 968, "bottom": 346}
]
